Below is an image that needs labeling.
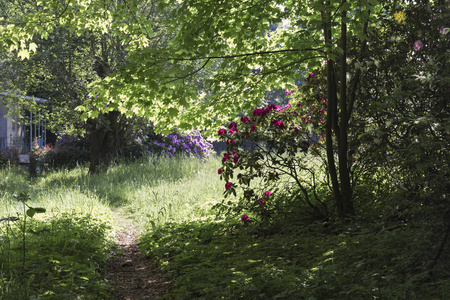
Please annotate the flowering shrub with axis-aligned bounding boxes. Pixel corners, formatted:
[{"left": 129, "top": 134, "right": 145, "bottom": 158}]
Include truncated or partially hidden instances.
[
  {"left": 0, "top": 146, "right": 20, "bottom": 168},
  {"left": 147, "top": 129, "right": 214, "bottom": 160},
  {"left": 30, "top": 133, "right": 90, "bottom": 172},
  {"left": 217, "top": 70, "right": 330, "bottom": 222}
]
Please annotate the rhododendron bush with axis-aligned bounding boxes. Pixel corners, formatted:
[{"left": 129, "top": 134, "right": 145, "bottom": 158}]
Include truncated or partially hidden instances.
[{"left": 216, "top": 71, "right": 331, "bottom": 222}]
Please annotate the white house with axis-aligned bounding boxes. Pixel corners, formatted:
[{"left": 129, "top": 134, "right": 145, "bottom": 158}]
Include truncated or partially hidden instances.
[{"left": 0, "top": 93, "right": 48, "bottom": 152}]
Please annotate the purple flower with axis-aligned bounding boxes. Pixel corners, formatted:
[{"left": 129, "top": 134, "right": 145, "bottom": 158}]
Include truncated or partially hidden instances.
[
  {"left": 241, "top": 215, "right": 250, "bottom": 222},
  {"left": 229, "top": 128, "right": 238, "bottom": 134},
  {"left": 223, "top": 152, "right": 230, "bottom": 162},
  {"left": 285, "top": 90, "right": 292, "bottom": 95},
  {"left": 264, "top": 191, "right": 272, "bottom": 198},
  {"left": 218, "top": 169, "right": 223, "bottom": 175},
  {"left": 225, "top": 182, "right": 233, "bottom": 190},
  {"left": 250, "top": 125, "right": 257, "bottom": 132},
  {"left": 229, "top": 122, "right": 238, "bottom": 129},
  {"left": 233, "top": 155, "right": 239, "bottom": 164},
  {"left": 414, "top": 40, "right": 423, "bottom": 51}
]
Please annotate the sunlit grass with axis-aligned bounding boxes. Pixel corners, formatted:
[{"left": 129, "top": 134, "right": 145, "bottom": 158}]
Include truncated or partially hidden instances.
[{"left": 0, "top": 155, "right": 226, "bottom": 298}]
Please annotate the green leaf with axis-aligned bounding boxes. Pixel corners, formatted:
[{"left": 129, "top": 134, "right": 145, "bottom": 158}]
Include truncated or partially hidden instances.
[
  {"left": 17, "top": 49, "right": 30, "bottom": 60},
  {"left": 26, "top": 208, "right": 36, "bottom": 218},
  {"left": 29, "top": 42, "right": 38, "bottom": 53},
  {"left": 34, "top": 207, "right": 46, "bottom": 213},
  {"left": 90, "top": 110, "right": 99, "bottom": 118},
  {"left": 168, "top": 107, "right": 179, "bottom": 117}
]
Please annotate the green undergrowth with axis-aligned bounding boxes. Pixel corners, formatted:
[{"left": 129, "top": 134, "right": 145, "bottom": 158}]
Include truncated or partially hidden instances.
[
  {"left": 140, "top": 209, "right": 450, "bottom": 300},
  {"left": 1, "top": 157, "right": 448, "bottom": 299},
  {"left": 0, "top": 213, "right": 112, "bottom": 299},
  {"left": 0, "top": 155, "right": 225, "bottom": 298}
]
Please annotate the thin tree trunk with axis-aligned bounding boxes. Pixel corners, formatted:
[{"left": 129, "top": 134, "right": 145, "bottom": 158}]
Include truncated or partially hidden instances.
[{"left": 323, "top": 3, "right": 342, "bottom": 215}]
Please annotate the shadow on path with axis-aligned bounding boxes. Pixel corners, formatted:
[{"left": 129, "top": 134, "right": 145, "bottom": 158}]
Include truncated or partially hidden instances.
[{"left": 105, "top": 211, "right": 171, "bottom": 299}]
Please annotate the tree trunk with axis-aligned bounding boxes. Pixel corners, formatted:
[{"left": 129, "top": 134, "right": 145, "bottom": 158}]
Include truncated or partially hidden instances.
[{"left": 323, "top": 3, "right": 355, "bottom": 218}]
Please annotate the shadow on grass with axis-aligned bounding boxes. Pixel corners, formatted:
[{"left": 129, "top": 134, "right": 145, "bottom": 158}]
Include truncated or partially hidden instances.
[{"left": 139, "top": 214, "right": 450, "bottom": 300}]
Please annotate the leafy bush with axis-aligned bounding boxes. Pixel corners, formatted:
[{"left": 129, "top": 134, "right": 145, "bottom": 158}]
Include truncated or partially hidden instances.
[
  {"left": 0, "top": 147, "right": 20, "bottom": 168},
  {"left": 216, "top": 71, "right": 331, "bottom": 223},
  {"left": 29, "top": 133, "right": 90, "bottom": 173}
]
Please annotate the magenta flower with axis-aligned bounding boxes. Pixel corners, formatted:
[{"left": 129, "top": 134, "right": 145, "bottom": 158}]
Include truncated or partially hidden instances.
[
  {"left": 257, "top": 198, "right": 266, "bottom": 205},
  {"left": 250, "top": 125, "right": 257, "bottom": 132},
  {"left": 414, "top": 40, "right": 423, "bottom": 51},
  {"left": 241, "top": 116, "right": 250, "bottom": 123},
  {"left": 264, "top": 191, "right": 272, "bottom": 197},
  {"left": 218, "top": 128, "right": 227, "bottom": 136},
  {"left": 225, "top": 182, "right": 233, "bottom": 190},
  {"left": 233, "top": 155, "right": 239, "bottom": 164},
  {"left": 275, "top": 120, "right": 285, "bottom": 129},
  {"left": 226, "top": 139, "right": 235, "bottom": 145},
  {"left": 229, "top": 122, "right": 238, "bottom": 129},
  {"left": 241, "top": 215, "right": 250, "bottom": 222},
  {"left": 229, "top": 128, "right": 238, "bottom": 134},
  {"left": 223, "top": 152, "right": 230, "bottom": 162},
  {"left": 253, "top": 108, "right": 262, "bottom": 116},
  {"left": 285, "top": 90, "right": 292, "bottom": 95},
  {"left": 267, "top": 104, "right": 277, "bottom": 111},
  {"left": 218, "top": 169, "right": 223, "bottom": 175}
]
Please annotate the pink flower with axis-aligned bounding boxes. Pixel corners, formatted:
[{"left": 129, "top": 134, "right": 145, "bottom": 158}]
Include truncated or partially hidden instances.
[
  {"left": 226, "top": 139, "right": 235, "bottom": 145},
  {"left": 264, "top": 191, "right": 272, "bottom": 197},
  {"left": 229, "top": 122, "right": 238, "bottom": 129},
  {"left": 223, "top": 152, "right": 230, "bottom": 162},
  {"left": 257, "top": 198, "right": 266, "bottom": 205},
  {"left": 284, "top": 103, "right": 291, "bottom": 109},
  {"left": 229, "top": 128, "right": 238, "bottom": 134},
  {"left": 225, "top": 182, "right": 233, "bottom": 190},
  {"left": 414, "top": 40, "right": 423, "bottom": 51},
  {"left": 218, "top": 169, "right": 223, "bottom": 175},
  {"left": 218, "top": 128, "right": 227, "bottom": 136},
  {"left": 233, "top": 155, "right": 239, "bottom": 164},
  {"left": 241, "top": 215, "right": 250, "bottom": 222},
  {"left": 285, "top": 90, "right": 292, "bottom": 95},
  {"left": 250, "top": 125, "right": 257, "bottom": 132}
]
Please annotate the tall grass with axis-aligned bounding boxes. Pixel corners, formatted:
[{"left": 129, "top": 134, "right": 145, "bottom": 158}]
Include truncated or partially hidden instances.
[{"left": 0, "top": 155, "right": 226, "bottom": 298}]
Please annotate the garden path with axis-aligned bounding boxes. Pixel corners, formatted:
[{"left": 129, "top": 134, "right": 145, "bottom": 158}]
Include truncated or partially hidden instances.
[{"left": 105, "top": 212, "right": 171, "bottom": 299}]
